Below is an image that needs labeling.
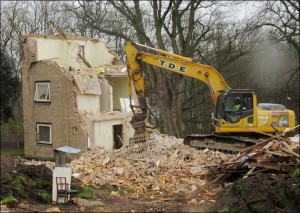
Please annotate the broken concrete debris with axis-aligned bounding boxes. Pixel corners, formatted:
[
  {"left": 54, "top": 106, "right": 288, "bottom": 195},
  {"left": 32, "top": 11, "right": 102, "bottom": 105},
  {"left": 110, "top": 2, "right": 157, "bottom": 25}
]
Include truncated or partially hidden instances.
[
  {"left": 94, "top": 64, "right": 126, "bottom": 74},
  {"left": 21, "top": 129, "right": 299, "bottom": 197},
  {"left": 21, "top": 132, "right": 232, "bottom": 196}
]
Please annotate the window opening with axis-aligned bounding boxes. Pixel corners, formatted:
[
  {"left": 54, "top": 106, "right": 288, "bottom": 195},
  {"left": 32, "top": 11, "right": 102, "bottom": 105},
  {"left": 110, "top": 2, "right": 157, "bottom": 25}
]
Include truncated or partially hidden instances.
[
  {"left": 34, "top": 82, "right": 50, "bottom": 102},
  {"left": 37, "top": 123, "right": 52, "bottom": 145},
  {"left": 223, "top": 94, "right": 242, "bottom": 123}
]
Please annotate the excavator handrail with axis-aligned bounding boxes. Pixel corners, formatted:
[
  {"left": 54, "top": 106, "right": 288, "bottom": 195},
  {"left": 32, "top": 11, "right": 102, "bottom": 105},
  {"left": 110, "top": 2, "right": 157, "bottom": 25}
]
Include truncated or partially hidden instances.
[{"left": 134, "top": 42, "right": 194, "bottom": 62}]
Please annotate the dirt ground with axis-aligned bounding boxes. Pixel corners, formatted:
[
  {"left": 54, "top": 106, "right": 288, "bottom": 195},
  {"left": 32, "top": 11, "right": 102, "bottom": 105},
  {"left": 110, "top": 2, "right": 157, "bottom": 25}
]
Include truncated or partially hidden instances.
[
  {"left": 213, "top": 174, "right": 299, "bottom": 212},
  {"left": 1, "top": 155, "right": 299, "bottom": 212}
]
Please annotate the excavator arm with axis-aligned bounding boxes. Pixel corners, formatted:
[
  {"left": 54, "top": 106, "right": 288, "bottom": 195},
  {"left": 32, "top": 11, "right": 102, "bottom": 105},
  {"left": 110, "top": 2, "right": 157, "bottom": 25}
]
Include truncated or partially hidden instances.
[
  {"left": 126, "top": 41, "right": 230, "bottom": 105},
  {"left": 126, "top": 41, "right": 230, "bottom": 140}
]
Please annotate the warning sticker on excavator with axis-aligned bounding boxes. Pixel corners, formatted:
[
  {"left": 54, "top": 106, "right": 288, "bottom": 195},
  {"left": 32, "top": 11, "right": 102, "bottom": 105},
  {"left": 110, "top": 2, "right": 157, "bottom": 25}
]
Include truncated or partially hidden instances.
[
  {"left": 258, "top": 115, "right": 269, "bottom": 126},
  {"left": 278, "top": 117, "right": 288, "bottom": 127}
]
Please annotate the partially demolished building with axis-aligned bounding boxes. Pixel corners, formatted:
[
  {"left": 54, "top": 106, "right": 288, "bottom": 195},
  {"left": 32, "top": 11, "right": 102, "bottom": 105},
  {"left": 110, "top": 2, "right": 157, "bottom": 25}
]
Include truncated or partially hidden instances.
[{"left": 22, "top": 34, "right": 137, "bottom": 159}]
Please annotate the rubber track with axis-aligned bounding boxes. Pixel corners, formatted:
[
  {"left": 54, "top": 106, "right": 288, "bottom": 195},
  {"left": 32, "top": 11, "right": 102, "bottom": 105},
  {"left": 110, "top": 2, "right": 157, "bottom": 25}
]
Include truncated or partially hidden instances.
[{"left": 183, "top": 133, "right": 259, "bottom": 152}]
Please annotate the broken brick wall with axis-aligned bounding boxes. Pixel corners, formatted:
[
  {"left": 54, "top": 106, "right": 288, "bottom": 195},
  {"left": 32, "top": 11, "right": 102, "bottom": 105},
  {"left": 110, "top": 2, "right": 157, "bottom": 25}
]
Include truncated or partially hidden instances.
[
  {"left": 23, "top": 61, "right": 88, "bottom": 160},
  {"left": 22, "top": 34, "right": 136, "bottom": 159}
]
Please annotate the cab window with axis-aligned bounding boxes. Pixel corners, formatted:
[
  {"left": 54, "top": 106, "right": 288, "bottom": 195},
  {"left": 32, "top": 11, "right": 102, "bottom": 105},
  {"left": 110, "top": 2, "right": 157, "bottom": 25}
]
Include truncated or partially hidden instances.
[
  {"left": 224, "top": 95, "right": 241, "bottom": 112},
  {"left": 243, "top": 94, "right": 253, "bottom": 110}
]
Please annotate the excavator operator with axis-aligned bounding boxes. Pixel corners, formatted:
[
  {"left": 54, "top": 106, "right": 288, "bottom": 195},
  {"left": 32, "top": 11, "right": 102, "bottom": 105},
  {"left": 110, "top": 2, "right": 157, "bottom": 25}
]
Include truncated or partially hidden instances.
[{"left": 234, "top": 98, "right": 241, "bottom": 111}]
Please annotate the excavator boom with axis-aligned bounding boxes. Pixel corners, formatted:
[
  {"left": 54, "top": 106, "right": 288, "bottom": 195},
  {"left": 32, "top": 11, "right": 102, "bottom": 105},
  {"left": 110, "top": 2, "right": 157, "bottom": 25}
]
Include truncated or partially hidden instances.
[{"left": 126, "top": 42, "right": 230, "bottom": 104}]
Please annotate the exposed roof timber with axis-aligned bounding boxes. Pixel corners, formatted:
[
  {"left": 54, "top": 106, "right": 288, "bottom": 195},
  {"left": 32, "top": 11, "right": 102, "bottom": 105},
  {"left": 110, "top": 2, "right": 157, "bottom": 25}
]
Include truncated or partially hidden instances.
[{"left": 49, "top": 20, "right": 68, "bottom": 39}]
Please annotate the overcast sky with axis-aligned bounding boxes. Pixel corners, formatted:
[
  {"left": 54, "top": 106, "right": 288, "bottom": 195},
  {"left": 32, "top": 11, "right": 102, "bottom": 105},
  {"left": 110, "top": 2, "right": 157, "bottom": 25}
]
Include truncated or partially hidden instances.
[{"left": 234, "top": 1, "right": 261, "bottom": 20}]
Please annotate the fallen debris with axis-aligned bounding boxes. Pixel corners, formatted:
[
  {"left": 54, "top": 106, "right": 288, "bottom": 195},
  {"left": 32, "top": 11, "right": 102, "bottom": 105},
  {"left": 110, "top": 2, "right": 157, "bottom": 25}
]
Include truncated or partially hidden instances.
[
  {"left": 68, "top": 133, "right": 229, "bottom": 197},
  {"left": 204, "top": 126, "right": 300, "bottom": 184},
  {"left": 21, "top": 131, "right": 233, "bottom": 197},
  {"left": 19, "top": 126, "right": 299, "bottom": 203}
]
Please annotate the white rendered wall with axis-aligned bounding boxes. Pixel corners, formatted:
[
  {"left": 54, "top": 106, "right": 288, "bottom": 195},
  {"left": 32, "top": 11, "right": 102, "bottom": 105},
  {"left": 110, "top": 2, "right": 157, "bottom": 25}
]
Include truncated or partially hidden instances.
[
  {"left": 106, "top": 77, "right": 129, "bottom": 111},
  {"left": 94, "top": 119, "right": 122, "bottom": 149},
  {"left": 35, "top": 38, "right": 115, "bottom": 70},
  {"left": 94, "top": 116, "right": 135, "bottom": 149},
  {"left": 77, "top": 94, "right": 100, "bottom": 113}
]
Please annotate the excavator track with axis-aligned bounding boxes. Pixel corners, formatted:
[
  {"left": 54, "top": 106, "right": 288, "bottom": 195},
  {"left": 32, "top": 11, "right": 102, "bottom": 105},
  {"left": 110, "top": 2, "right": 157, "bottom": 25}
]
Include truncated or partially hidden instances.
[{"left": 183, "top": 133, "right": 259, "bottom": 152}]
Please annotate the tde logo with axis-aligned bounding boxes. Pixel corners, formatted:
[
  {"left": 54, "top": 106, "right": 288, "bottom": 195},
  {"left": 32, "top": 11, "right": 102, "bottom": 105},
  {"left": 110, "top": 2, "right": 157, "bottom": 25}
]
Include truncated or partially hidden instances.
[{"left": 159, "top": 60, "right": 187, "bottom": 73}]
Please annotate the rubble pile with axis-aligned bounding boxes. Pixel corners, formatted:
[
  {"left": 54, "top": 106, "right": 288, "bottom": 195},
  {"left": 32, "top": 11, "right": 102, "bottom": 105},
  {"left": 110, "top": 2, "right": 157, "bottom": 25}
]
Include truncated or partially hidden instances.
[
  {"left": 20, "top": 132, "right": 232, "bottom": 196},
  {"left": 68, "top": 134, "right": 232, "bottom": 196},
  {"left": 21, "top": 128, "right": 299, "bottom": 198},
  {"left": 205, "top": 132, "right": 299, "bottom": 184},
  {"left": 21, "top": 158, "right": 55, "bottom": 169}
]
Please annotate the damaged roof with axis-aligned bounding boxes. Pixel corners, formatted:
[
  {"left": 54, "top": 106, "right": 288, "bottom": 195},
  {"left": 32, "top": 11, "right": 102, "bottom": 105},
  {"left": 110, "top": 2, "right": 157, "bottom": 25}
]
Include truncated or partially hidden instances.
[{"left": 22, "top": 33, "right": 126, "bottom": 75}]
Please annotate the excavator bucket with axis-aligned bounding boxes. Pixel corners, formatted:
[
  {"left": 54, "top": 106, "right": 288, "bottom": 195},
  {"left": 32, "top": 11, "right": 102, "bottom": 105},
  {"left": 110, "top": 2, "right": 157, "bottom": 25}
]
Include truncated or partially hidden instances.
[
  {"left": 128, "top": 132, "right": 149, "bottom": 158},
  {"left": 127, "top": 111, "right": 150, "bottom": 158}
]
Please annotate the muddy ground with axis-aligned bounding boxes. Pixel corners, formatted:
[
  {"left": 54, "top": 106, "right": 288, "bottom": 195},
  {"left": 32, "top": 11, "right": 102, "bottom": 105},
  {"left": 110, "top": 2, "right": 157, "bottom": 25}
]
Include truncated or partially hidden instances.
[{"left": 1, "top": 155, "right": 299, "bottom": 212}]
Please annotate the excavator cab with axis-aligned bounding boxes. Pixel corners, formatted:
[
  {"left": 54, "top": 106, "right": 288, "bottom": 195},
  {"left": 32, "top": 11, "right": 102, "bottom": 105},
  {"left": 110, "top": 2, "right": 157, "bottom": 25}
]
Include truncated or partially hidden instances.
[{"left": 213, "top": 89, "right": 255, "bottom": 128}]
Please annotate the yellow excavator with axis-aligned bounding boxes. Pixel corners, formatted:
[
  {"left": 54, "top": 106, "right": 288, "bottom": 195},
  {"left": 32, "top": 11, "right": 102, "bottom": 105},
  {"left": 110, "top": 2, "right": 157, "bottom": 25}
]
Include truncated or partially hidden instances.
[{"left": 126, "top": 41, "right": 296, "bottom": 152}]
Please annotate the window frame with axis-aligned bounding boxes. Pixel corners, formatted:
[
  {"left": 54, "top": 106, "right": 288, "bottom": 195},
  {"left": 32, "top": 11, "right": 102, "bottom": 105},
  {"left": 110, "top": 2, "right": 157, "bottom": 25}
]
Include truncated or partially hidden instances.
[
  {"left": 34, "top": 81, "right": 51, "bottom": 103},
  {"left": 36, "top": 123, "right": 52, "bottom": 145},
  {"left": 243, "top": 94, "right": 253, "bottom": 111}
]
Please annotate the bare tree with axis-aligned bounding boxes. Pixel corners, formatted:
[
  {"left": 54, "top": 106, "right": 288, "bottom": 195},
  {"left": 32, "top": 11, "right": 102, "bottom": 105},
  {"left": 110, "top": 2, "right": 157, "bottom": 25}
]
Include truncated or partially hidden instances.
[{"left": 247, "top": 0, "right": 299, "bottom": 122}]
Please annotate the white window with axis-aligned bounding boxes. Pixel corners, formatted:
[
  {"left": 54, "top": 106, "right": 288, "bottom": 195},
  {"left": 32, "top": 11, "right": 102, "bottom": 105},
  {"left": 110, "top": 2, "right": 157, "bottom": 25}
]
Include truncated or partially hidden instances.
[
  {"left": 34, "top": 82, "right": 50, "bottom": 102},
  {"left": 37, "top": 123, "right": 52, "bottom": 145}
]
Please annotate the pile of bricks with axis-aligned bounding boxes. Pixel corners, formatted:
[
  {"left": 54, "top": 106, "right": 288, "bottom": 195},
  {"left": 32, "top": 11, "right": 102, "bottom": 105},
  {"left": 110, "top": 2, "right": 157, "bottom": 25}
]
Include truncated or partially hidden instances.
[{"left": 68, "top": 133, "right": 232, "bottom": 196}]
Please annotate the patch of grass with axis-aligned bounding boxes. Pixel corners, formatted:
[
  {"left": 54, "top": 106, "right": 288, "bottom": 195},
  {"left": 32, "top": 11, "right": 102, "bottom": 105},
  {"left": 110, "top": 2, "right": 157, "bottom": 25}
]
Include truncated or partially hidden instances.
[
  {"left": 79, "top": 193, "right": 94, "bottom": 199},
  {"left": 12, "top": 179, "right": 25, "bottom": 197},
  {"left": 29, "top": 179, "right": 37, "bottom": 187},
  {"left": 2, "top": 195, "right": 18, "bottom": 203},
  {"left": 37, "top": 189, "right": 52, "bottom": 202},
  {"left": 36, "top": 179, "right": 51, "bottom": 188},
  {"left": 18, "top": 175, "right": 28, "bottom": 183},
  {"left": 79, "top": 186, "right": 95, "bottom": 200},
  {"left": 221, "top": 206, "right": 230, "bottom": 213},
  {"left": 2, "top": 195, "right": 18, "bottom": 207},
  {"left": 82, "top": 186, "right": 93, "bottom": 193}
]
